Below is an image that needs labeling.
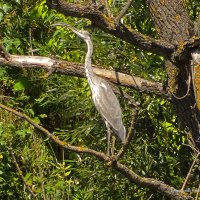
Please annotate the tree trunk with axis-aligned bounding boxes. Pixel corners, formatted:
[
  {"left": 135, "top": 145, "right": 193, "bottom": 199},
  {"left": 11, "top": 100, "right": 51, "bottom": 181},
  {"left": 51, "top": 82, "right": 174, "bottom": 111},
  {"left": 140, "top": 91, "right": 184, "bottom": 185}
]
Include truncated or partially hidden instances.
[{"left": 148, "top": 0, "right": 200, "bottom": 149}]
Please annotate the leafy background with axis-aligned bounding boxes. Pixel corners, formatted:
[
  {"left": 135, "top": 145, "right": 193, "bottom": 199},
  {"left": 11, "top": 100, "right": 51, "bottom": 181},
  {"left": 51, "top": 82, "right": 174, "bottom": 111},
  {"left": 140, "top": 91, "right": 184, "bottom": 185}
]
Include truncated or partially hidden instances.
[{"left": 0, "top": 0, "right": 199, "bottom": 199}]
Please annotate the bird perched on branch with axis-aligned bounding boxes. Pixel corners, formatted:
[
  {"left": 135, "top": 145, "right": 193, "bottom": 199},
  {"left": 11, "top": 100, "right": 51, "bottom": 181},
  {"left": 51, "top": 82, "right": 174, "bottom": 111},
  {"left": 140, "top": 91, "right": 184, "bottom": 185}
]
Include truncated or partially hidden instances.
[{"left": 52, "top": 23, "right": 126, "bottom": 154}]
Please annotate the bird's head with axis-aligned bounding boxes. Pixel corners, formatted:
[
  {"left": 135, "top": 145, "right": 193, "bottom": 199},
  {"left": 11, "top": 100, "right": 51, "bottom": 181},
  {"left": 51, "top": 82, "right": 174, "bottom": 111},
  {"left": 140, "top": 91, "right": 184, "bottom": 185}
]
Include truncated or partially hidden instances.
[{"left": 51, "top": 22, "right": 91, "bottom": 41}]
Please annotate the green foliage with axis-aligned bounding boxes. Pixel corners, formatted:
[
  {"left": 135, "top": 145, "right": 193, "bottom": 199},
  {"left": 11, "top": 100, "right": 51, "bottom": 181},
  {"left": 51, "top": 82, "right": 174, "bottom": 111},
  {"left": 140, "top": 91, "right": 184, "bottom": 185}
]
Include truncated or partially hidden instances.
[{"left": 0, "top": 0, "right": 199, "bottom": 199}]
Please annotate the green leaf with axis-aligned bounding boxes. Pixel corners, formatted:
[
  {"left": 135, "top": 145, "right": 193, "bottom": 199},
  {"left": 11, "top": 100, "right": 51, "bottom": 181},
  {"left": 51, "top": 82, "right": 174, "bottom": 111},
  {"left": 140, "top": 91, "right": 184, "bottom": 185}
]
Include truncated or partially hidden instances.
[
  {"left": 39, "top": 113, "right": 47, "bottom": 118},
  {"left": 24, "top": 173, "right": 32, "bottom": 180},
  {"left": 13, "top": 77, "right": 31, "bottom": 91},
  {"left": 0, "top": 68, "right": 7, "bottom": 78}
]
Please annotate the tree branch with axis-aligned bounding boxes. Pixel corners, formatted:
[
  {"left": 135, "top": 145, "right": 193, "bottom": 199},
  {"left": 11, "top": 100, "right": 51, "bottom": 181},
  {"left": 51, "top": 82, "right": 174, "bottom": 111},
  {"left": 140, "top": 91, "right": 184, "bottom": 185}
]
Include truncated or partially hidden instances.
[
  {"left": 8, "top": 148, "right": 37, "bottom": 198},
  {"left": 195, "top": 183, "right": 200, "bottom": 200},
  {"left": 181, "top": 152, "right": 200, "bottom": 191},
  {"left": 102, "top": 0, "right": 112, "bottom": 17},
  {"left": 0, "top": 102, "right": 193, "bottom": 200},
  {"left": 0, "top": 54, "right": 168, "bottom": 97},
  {"left": 115, "top": 0, "right": 133, "bottom": 25},
  {"left": 46, "top": 0, "right": 175, "bottom": 57}
]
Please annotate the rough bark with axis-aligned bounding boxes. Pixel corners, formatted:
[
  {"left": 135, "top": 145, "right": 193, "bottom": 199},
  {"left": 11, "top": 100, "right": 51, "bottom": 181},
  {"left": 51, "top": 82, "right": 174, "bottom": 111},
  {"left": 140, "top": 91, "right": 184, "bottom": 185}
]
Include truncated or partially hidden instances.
[
  {"left": 46, "top": 0, "right": 175, "bottom": 57},
  {"left": 147, "top": 0, "right": 200, "bottom": 149},
  {"left": 0, "top": 55, "right": 166, "bottom": 96}
]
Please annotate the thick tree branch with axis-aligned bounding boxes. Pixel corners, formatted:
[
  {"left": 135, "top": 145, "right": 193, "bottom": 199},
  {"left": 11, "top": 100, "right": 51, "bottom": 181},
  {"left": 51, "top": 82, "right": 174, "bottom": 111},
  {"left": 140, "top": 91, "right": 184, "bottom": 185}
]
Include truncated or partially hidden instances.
[
  {"left": 46, "top": 0, "right": 175, "bottom": 57},
  {"left": 0, "top": 55, "right": 167, "bottom": 97},
  {"left": 0, "top": 103, "right": 193, "bottom": 200}
]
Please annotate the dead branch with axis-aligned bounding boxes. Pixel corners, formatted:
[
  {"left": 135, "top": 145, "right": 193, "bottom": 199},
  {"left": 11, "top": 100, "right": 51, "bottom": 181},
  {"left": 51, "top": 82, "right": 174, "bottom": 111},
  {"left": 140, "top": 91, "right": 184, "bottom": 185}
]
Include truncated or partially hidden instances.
[{"left": 0, "top": 54, "right": 168, "bottom": 97}]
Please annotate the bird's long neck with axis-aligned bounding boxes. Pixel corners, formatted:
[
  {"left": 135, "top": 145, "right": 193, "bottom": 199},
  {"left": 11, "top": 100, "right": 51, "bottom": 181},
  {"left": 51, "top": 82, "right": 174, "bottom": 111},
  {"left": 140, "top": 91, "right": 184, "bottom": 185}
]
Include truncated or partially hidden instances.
[{"left": 85, "top": 39, "right": 95, "bottom": 82}]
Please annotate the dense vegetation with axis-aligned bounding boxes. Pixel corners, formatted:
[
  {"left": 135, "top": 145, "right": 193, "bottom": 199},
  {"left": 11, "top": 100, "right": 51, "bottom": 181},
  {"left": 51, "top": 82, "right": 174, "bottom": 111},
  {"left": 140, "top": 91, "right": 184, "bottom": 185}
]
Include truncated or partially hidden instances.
[{"left": 0, "top": 0, "right": 199, "bottom": 199}]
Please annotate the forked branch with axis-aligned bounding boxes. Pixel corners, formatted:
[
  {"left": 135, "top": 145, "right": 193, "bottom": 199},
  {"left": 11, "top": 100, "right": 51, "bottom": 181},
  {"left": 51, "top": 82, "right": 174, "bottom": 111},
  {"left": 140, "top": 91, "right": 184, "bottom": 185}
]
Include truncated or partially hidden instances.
[{"left": 46, "top": 0, "right": 175, "bottom": 57}]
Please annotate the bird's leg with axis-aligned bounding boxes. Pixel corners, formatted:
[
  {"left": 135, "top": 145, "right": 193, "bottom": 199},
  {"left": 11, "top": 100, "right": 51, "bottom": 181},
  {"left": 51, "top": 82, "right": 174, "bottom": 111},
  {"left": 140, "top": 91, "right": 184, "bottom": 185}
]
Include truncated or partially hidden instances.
[
  {"left": 105, "top": 122, "right": 111, "bottom": 156},
  {"left": 111, "top": 135, "right": 116, "bottom": 156}
]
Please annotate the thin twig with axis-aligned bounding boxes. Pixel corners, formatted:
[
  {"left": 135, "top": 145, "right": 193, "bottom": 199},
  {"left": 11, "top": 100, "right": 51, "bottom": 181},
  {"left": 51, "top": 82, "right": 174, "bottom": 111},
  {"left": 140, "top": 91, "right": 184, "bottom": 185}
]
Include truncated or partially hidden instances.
[
  {"left": 182, "top": 143, "right": 199, "bottom": 154},
  {"left": 29, "top": 28, "right": 34, "bottom": 56},
  {"left": 8, "top": 147, "right": 37, "bottom": 198},
  {"left": 195, "top": 182, "right": 200, "bottom": 200},
  {"left": 147, "top": 194, "right": 154, "bottom": 200},
  {"left": 187, "top": 132, "right": 199, "bottom": 153},
  {"left": 170, "top": 66, "right": 191, "bottom": 100},
  {"left": 103, "top": 0, "right": 112, "bottom": 17},
  {"left": 181, "top": 152, "right": 200, "bottom": 191},
  {"left": 115, "top": 0, "right": 133, "bottom": 25},
  {"left": 115, "top": 107, "right": 139, "bottom": 160},
  {"left": 39, "top": 169, "right": 47, "bottom": 200}
]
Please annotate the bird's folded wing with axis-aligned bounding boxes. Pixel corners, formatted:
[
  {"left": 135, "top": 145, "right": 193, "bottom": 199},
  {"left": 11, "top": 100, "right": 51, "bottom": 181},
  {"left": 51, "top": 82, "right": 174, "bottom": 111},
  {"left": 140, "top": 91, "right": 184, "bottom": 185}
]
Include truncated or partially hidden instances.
[{"left": 92, "top": 78, "right": 124, "bottom": 134}]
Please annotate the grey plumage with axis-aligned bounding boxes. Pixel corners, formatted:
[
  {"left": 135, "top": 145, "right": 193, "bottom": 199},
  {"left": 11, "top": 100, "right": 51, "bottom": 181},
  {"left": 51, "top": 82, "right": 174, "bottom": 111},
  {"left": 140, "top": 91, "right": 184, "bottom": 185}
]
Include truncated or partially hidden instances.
[
  {"left": 89, "top": 76, "right": 126, "bottom": 142},
  {"left": 52, "top": 23, "right": 126, "bottom": 143}
]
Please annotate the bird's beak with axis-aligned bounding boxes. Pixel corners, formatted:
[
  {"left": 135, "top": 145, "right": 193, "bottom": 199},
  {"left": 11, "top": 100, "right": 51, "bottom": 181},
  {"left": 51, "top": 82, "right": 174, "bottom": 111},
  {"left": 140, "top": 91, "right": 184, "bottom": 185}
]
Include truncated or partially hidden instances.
[{"left": 51, "top": 22, "right": 80, "bottom": 35}]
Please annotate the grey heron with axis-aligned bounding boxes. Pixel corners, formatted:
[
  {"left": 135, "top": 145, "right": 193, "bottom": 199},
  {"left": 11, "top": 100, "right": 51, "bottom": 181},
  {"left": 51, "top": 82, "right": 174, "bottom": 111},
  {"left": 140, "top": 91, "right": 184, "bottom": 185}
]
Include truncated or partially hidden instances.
[{"left": 52, "top": 23, "right": 126, "bottom": 154}]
